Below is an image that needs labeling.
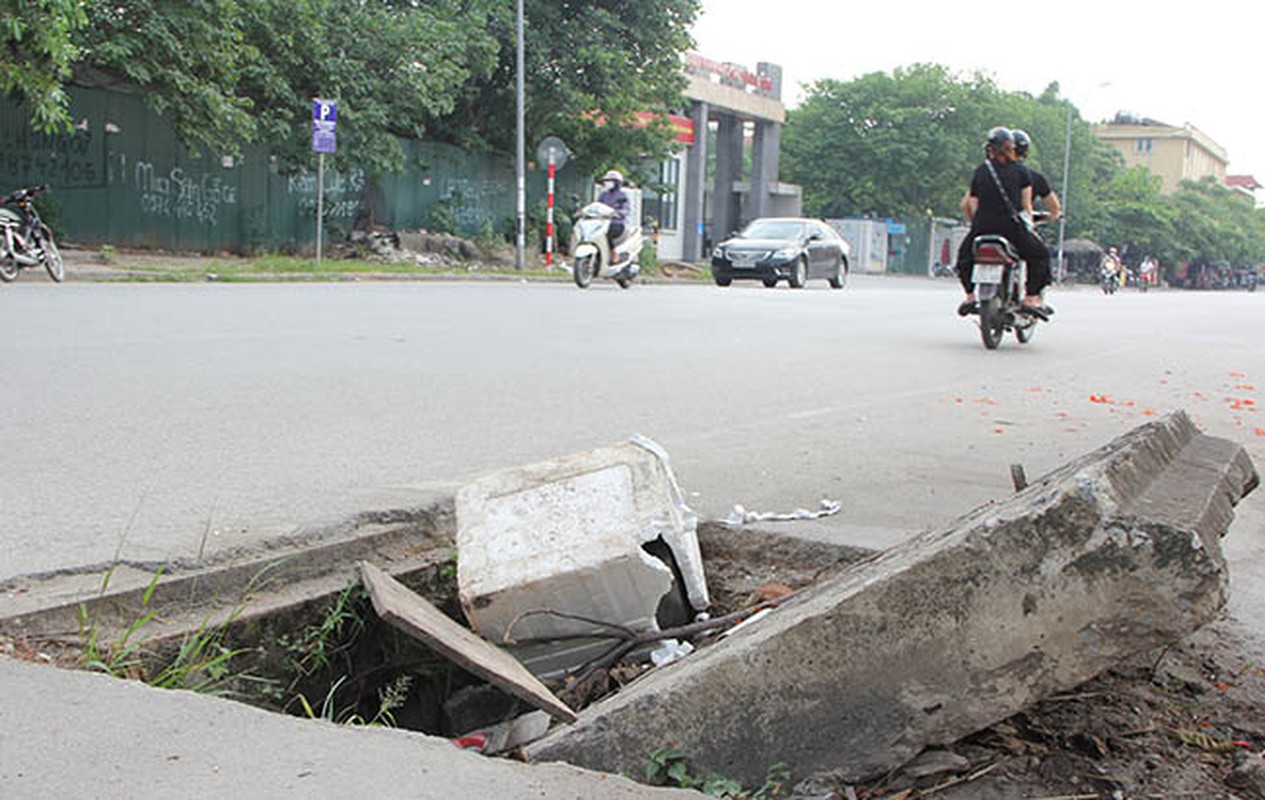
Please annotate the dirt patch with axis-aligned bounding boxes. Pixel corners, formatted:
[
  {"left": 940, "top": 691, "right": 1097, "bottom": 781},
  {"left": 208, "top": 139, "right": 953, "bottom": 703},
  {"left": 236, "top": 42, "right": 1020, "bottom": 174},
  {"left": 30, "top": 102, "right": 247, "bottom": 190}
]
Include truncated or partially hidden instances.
[{"left": 813, "top": 615, "right": 1265, "bottom": 799}]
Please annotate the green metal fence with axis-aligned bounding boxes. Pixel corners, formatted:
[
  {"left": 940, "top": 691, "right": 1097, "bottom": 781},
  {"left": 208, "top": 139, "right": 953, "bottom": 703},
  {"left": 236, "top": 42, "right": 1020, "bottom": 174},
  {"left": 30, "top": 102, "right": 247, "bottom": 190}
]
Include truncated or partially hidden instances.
[{"left": 0, "top": 87, "right": 581, "bottom": 254}]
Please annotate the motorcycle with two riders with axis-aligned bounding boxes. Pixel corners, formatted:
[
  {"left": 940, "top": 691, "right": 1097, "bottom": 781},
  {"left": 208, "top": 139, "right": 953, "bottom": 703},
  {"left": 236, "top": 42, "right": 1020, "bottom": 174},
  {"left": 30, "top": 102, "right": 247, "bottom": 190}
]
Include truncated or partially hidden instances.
[{"left": 960, "top": 129, "right": 1055, "bottom": 350}]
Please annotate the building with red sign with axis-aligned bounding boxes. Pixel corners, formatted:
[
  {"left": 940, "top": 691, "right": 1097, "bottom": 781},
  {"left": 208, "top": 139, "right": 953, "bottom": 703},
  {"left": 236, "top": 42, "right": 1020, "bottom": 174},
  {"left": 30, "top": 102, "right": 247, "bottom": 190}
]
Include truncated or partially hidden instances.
[{"left": 643, "top": 54, "right": 801, "bottom": 262}]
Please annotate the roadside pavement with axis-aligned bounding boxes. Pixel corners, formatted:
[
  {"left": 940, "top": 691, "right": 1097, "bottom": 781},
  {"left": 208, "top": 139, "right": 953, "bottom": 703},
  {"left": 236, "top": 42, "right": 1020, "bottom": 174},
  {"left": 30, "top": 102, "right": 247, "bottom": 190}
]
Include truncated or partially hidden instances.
[{"left": 0, "top": 654, "right": 696, "bottom": 799}]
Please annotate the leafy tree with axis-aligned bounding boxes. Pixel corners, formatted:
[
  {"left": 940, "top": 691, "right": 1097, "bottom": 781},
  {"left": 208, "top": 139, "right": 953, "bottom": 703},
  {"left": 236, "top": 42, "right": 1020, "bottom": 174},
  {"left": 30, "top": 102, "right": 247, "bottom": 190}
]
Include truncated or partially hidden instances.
[
  {"left": 429, "top": 0, "right": 701, "bottom": 180},
  {"left": 26, "top": 0, "right": 696, "bottom": 179},
  {"left": 0, "top": 0, "right": 88, "bottom": 131},
  {"left": 783, "top": 64, "right": 1007, "bottom": 219},
  {"left": 75, "top": 0, "right": 256, "bottom": 156},
  {"left": 233, "top": 0, "right": 503, "bottom": 175}
]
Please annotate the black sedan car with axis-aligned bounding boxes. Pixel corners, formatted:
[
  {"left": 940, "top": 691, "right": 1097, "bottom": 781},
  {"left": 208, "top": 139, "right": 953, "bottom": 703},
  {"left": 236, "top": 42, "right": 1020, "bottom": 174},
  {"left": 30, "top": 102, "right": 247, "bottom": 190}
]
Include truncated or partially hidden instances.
[{"left": 711, "top": 218, "right": 850, "bottom": 288}]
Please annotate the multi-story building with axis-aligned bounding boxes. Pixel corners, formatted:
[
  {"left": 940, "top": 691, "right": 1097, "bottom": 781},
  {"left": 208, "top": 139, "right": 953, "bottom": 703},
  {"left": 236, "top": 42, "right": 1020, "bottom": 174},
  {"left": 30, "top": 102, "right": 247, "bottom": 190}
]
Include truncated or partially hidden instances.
[{"left": 1092, "top": 119, "right": 1228, "bottom": 193}]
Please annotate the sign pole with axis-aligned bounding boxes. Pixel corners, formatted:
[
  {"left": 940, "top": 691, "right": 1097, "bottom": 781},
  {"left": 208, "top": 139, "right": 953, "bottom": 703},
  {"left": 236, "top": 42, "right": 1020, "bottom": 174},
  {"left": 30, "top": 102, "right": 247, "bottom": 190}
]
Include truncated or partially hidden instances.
[
  {"left": 316, "top": 153, "right": 325, "bottom": 266},
  {"left": 545, "top": 156, "right": 555, "bottom": 267},
  {"left": 514, "top": 0, "right": 526, "bottom": 271},
  {"left": 311, "top": 98, "right": 338, "bottom": 267}
]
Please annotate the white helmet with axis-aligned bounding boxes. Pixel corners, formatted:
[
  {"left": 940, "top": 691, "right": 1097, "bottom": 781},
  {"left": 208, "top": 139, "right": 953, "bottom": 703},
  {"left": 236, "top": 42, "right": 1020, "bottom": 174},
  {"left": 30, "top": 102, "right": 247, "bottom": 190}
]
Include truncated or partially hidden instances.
[{"left": 602, "top": 169, "right": 624, "bottom": 185}]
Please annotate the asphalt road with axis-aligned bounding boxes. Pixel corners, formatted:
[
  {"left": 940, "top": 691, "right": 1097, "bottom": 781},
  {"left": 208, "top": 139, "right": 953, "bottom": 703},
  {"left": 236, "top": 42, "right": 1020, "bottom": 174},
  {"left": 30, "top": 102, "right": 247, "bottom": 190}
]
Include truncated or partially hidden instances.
[{"left": 2, "top": 276, "right": 1262, "bottom": 631}]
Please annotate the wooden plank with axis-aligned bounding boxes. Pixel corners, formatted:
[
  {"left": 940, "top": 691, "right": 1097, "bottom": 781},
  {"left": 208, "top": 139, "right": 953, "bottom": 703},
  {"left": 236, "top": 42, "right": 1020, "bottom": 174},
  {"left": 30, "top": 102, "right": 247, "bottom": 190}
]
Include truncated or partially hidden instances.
[{"left": 358, "top": 561, "right": 578, "bottom": 723}]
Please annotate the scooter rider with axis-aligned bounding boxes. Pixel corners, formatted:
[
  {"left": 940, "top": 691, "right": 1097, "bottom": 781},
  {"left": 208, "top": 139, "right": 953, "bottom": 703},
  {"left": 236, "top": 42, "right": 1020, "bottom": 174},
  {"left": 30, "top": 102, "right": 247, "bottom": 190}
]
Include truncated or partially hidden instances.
[
  {"left": 597, "top": 169, "right": 630, "bottom": 257},
  {"left": 1011, "top": 130, "right": 1061, "bottom": 223},
  {"left": 954, "top": 126, "right": 1054, "bottom": 319}
]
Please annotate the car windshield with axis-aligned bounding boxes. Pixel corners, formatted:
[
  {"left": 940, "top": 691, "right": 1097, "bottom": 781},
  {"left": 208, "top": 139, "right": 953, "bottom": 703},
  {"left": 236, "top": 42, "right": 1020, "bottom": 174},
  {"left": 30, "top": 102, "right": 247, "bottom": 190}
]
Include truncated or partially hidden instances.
[{"left": 738, "top": 220, "right": 806, "bottom": 241}]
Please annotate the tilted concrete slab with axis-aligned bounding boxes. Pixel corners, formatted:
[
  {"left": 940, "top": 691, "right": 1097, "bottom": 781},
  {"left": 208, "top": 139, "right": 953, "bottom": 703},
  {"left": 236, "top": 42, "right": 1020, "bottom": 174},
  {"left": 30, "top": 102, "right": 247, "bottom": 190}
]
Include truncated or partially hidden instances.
[
  {"left": 456, "top": 436, "right": 708, "bottom": 676},
  {"left": 526, "top": 412, "right": 1259, "bottom": 784}
]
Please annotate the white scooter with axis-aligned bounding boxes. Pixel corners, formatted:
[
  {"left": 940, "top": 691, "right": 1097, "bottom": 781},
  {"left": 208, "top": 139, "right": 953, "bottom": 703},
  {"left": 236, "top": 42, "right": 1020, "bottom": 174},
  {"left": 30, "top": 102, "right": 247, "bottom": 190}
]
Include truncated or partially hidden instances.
[{"left": 570, "top": 192, "right": 643, "bottom": 289}]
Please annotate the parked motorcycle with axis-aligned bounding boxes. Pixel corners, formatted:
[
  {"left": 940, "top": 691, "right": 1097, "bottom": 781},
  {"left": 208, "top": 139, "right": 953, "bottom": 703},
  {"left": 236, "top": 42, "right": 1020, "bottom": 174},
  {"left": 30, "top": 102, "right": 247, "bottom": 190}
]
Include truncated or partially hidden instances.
[
  {"left": 569, "top": 201, "right": 642, "bottom": 289},
  {"left": 0, "top": 185, "right": 64, "bottom": 283},
  {"left": 965, "top": 217, "right": 1048, "bottom": 350}
]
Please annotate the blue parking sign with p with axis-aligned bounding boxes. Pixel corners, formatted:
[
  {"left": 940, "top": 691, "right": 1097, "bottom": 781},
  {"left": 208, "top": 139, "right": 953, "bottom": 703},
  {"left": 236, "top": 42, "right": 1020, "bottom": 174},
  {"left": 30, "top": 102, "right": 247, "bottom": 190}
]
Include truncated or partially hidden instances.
[
  {"left": 314, "top": 99, "right": 338, "bottom": 123},
  {"left": 312, "top": 98, "right": 338, "bottom": 153}
]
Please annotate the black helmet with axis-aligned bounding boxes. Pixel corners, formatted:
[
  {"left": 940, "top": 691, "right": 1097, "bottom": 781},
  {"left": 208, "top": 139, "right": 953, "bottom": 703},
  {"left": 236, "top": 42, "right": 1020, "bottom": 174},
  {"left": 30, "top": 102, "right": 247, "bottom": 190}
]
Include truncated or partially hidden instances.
[
  {"left": 1012, "top": 129, "right": 1031, "bottom": 157},
  {"left": 986, "top": 126, "right": 1014, "bottom": 151}
]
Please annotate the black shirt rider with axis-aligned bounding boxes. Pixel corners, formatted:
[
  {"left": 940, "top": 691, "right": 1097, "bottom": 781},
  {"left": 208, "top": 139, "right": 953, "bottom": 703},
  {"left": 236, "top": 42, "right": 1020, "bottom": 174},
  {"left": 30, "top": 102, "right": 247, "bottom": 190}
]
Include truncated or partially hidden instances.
[
  {"left": 1026, "top": 166, "right": 1052, "bottom": 202},
  {"left": 967, "top": 159, "right": 1030, "bottom": 234}
]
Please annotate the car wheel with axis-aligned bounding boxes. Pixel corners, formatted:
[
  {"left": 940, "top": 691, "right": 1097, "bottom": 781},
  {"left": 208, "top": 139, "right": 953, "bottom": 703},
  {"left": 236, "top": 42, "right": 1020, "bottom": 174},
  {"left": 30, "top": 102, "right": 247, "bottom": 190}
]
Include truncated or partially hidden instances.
[
  {"left": 761, "top": 276, "right": 778, "bottom": 288},
  {"left": 714, "top": 274, "right": 732, "bottom": 287},
  {"left": 828, "top": 257, "right": 847, "bottom": 289},
  {"left": 789, "top": 256, "right": 808, "bottom": 288}
]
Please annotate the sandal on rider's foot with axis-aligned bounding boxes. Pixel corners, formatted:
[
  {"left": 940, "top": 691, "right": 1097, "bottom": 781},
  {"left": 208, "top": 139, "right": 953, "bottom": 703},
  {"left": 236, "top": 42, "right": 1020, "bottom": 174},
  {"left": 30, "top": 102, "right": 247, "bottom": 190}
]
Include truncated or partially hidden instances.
[
  {"left": 1019, "top": 305, "right": 1051, "bottom": 321},
  {"left": 957, "top": 299, "right": 977, "bottom": 317}
]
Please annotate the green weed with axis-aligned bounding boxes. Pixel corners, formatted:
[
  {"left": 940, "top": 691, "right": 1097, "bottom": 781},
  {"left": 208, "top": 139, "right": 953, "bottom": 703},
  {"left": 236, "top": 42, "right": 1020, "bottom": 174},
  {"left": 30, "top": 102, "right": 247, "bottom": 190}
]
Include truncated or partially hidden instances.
[
  {"left": 644, "top": 747, "right": 791, "bottom": 799},
  {"left": 278, "top": 579, "right": 368, "bottom": 686},
  {"left": 76, "top": 565, "right": 250, "bottom": 695}
]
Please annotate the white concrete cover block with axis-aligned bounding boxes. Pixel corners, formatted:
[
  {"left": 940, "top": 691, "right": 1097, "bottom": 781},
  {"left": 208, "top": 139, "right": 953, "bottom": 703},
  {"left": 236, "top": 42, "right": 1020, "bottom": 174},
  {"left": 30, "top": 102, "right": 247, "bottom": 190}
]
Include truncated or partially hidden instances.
[{"left": 456, "top": 437, "right": 708, "bottom": 671}]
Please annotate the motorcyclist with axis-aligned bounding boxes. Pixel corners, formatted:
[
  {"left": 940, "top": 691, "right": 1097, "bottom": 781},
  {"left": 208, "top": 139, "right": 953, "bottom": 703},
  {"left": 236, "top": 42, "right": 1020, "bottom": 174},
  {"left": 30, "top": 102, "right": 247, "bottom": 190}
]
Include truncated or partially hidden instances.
[
  {"left": 1011, "top": 130, "right": 1061, "bottom": 223},
  {"left": 597, "top": 169, "right": 630, "bottom": 255},
  {"left": 1103, "top": 246, "right": 1125, "bottom": 289},
  {"left": 954, "top": 127, "right": 1054, "bottom": 319}
]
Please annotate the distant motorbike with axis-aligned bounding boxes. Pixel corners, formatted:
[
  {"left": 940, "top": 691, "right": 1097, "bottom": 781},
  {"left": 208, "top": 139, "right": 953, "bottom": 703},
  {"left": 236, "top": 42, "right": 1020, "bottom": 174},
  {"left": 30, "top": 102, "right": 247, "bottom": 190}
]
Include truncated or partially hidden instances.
[
  {"left": 570, "top": 201, "right": 642, "bottom": 289},
  {"left": 0, "top": 185, "right": 64, "bottom": 283},
  {"left": 1099, "top": 266, "right": 1118, "bottom": 295}
]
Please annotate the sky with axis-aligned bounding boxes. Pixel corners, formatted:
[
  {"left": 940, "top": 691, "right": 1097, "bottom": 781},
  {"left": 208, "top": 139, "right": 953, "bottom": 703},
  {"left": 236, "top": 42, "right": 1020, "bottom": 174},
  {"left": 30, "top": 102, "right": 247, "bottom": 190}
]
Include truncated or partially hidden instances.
[{"left": 691, "top": 0, "right": 1263, "bottom": 182}]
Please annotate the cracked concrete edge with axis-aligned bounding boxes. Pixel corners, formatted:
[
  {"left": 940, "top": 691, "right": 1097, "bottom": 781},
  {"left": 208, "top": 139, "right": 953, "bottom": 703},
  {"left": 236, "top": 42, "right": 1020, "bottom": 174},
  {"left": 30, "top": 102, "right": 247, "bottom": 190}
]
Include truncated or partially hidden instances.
[
  {"left": 523, "top": 412, "right": 1260, "bottom": 784},
  {"left": 0, "top": 495, "right": 458, "bottom": 639}
]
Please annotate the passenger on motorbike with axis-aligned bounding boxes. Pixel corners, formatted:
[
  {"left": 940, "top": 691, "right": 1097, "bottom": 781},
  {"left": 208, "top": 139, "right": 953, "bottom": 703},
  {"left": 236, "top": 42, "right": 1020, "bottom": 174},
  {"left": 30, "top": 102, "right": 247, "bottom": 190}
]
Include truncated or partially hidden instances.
[
  {"left": 1011, "top": 130, "right": 1061, "bottom": 223},
  {"left": 954, "top": 127, "right": 1054, "bottom": 319},
  {"left": 597, "top": 169, "right": 630, "bottom": 256}
]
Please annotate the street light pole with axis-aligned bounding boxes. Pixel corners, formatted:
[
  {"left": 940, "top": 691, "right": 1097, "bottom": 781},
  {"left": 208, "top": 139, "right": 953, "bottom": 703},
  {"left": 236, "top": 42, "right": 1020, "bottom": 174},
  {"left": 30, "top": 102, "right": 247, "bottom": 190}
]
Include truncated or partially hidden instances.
[
  {"left": 515, "top": 0, "right": 526, "bottom": 271},
  {"left": 1057, "top": 103, "right": 1072, "bottom": 282}
]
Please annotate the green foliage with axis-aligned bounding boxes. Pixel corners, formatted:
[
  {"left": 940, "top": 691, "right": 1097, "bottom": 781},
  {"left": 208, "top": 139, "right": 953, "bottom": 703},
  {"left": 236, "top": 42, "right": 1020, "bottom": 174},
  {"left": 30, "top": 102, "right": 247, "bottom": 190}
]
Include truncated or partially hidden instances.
[
  {"left": 24, "top": 0, "right": 696, "bottom": 176},
  {"left": 428, "top": 0, "right": 701, "bottom": 175},
  {"left": 784, "top": 65, "right": 1265, "bottom": 267},
  {"left": 295, "top": 673, "right": 411, "bottom": 727},
  {"left": 644, "top": 747, "right": 790, "bottom": 798},
  {"left": 0, "top": 0, "right": 87, "bottom": 131},
  {"left": 77, "top": 565, "right": 248, "bottom": 695},
  {"left": 278, "top": 579, "right": 367, "bottom": 687}
]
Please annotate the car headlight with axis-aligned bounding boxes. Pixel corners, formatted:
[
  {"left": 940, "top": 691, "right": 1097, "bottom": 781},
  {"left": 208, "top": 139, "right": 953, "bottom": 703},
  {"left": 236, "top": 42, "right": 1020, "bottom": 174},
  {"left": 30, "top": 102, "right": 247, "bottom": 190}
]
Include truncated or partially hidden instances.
[
  {"left": 712, "top": 246, "right": 726, "bottom": 259},
  {"left": 773, "top": 247, "right": 799, "bottom": 260}
]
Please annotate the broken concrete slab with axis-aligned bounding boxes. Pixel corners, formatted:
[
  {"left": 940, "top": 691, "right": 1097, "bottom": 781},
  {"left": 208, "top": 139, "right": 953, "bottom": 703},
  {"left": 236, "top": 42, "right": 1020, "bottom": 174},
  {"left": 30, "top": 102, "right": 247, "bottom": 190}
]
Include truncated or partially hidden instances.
[
  {"left": 359, "top": 561, "right": 577, "bottom": 723},
  {"left": 526, "top": 412, "right": 1258, "bottom": 785},
  {"left": 455, "top": 435, "right": 708, "bottom": 676}
]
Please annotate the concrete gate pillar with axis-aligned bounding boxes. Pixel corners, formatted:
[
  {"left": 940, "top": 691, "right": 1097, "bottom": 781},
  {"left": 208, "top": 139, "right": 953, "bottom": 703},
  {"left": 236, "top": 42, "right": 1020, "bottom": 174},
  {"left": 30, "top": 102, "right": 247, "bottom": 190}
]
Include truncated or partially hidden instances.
[
  {"left": 711, "top": 113, "right": 744, "bottom": 244},
  {"left": 682, "top": 100, "right": 710, "bottom": 262},
  {"left": 750, "top": 121, "right": 781, "bottom": 220}
]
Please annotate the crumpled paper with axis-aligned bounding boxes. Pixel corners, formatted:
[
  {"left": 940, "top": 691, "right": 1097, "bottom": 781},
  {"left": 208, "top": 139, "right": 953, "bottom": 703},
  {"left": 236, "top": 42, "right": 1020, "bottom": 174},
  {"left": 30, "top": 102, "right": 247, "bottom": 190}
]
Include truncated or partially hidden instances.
[{"left": 721, "top": 498, "right": 842, "bottom": 526}]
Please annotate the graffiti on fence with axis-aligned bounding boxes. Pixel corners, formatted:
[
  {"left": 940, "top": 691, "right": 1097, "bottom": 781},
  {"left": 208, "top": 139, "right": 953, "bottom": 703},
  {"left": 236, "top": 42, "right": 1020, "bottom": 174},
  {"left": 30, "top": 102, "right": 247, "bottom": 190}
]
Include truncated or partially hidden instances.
[
  {"left": 130, "top": 159, "right": 239, "bottom": 226},
  {"left": 438, "top": 177, "right": 504, "bottom": 230},
  {"left": 287, "top": 167, "right": 367, "bottom": 219},
  {"left": 0, "top": 126, "right": 100, "bottom": 186}
]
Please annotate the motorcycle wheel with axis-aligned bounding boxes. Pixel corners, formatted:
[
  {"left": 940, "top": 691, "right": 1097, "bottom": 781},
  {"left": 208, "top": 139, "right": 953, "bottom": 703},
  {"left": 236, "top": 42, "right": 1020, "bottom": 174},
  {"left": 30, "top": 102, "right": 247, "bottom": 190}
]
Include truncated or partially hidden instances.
[
  {"left": 761, "top": 276, "right": 778, "bottom": 288},
  {"left": 979, "top": 297, "right": 1004, "bottom": 350},
  {"left": 40, "top": 233, "right": 64, "bottom": 283},
  {"left": 573, "top": 254, "right": 596, "bottom": 288},
  {"left": 615, "top": 273, "right": 632, "bottom": 289},
  {"left": 1015, "top": 321, "right": 1036, "bottom": 344},
  {"left": 0, "top": 255, "right": 17, "bottom": 282}
]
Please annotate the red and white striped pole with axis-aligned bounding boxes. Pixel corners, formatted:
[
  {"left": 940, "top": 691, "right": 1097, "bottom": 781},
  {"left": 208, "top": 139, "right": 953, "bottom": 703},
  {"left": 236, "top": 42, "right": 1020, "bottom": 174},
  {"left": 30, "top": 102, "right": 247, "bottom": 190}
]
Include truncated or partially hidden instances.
[{"left": 545, "top": 157, "right": 556, "bottom": 267}]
